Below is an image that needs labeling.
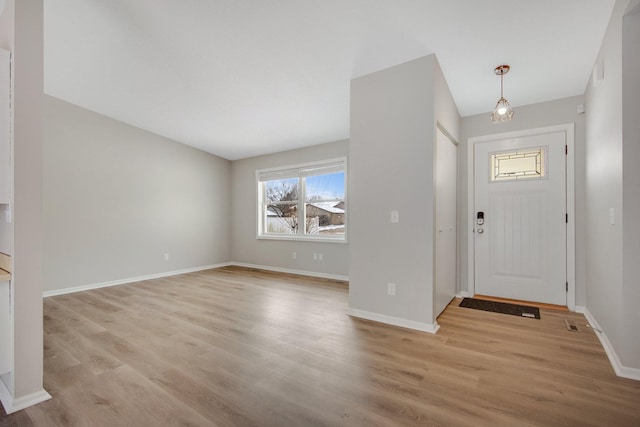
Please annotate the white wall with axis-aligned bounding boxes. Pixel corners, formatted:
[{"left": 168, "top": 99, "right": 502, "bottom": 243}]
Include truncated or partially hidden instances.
[
  {"left": 0, "top": 0, "right": 48, "bottom": 409},
  {"left": 0, "top": 0, "right": 12, "bottom": 256},
  {"left": 230, "top": 140, "right": 348, "bottom": 279},
  {"left": 584, "top": 0, "right": 640, "bottom": 374},
  {"left": 43, "top": 96, "right": 231, "bottom": 292},
  {"left": 460, "top": 96, "right": 586, "bottom": 304},
  {"left": 584, "top": 0, "right": 624, "bottom": 359},
  {"left": 621, "top": 2, "right": 640, "bottom": 371},
  {"left": 12, "top": 0, "right": 46, "bottom": 400},
  {"left": 434, "top": 59, "right": 461, "bottom": 143},
  {"left": 349, "top": 55, "right": 459, "bottom": 330}
]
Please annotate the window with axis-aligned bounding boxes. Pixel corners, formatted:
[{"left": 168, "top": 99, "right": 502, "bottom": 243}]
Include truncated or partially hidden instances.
[
  {"left": 257, "top": 158, "right": 346, "bottom": 241},
  {"left": 490, "top": 147, "right": 546, "bottom": 182}
]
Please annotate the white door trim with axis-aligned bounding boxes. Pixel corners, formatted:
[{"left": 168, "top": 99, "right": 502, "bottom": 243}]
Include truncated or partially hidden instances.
[{"left": 467, "top": 123, "right": 576, "bottom": 311}]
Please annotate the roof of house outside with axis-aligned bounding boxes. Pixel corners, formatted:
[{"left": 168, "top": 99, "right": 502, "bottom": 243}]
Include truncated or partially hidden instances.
[{"left": 307, "top": 202, "right": 345, "bottom": 214}]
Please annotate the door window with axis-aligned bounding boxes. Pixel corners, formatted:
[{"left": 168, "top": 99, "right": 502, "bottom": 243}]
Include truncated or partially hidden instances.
[{"left": 490, "top": 147, "right": 546, "bottom": 182}]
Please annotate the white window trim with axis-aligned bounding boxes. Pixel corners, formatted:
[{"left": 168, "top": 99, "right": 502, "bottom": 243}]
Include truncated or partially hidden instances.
[{"left": 256, "top": 157, "right": 348, "bottom": 243}]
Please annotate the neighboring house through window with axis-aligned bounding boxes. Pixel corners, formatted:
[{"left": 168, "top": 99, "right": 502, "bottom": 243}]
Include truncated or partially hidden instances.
[{"left": 257, "top": 158, "right": 346, "bottom": 241}]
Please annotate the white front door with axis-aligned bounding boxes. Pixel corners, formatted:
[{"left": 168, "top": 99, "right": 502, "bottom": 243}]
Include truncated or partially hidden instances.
[
  {"left": 474, "top": 131, "right": 566, "bottom": 305},
  {"left": 435, "top": 128, "right": 457, "bottom": 317}
]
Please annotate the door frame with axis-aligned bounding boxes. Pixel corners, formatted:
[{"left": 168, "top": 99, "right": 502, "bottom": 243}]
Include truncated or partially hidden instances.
[{"left": 466, "top": 123, "right": 576, "bottom": 310}]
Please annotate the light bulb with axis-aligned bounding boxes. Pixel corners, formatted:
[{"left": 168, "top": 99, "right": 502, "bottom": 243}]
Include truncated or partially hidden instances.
[{"left": 497, "top": 106, "right": 507, "bottom": 115}]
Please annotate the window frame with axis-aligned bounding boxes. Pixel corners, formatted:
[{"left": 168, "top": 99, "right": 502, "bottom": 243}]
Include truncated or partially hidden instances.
[
  {"left": 256, "top": 157, "right": 347, "bottom": 243},
  {"left": 489, "top": 146, "right": 548, "bottom": 183}
]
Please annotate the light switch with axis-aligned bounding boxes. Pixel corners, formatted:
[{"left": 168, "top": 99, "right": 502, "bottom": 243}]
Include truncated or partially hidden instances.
[
  {"left": 609, "top": 208, "right": 616, "bottom": 225},
  {"left": 390, "top": 210, "right": 399, "bottom": 223}
]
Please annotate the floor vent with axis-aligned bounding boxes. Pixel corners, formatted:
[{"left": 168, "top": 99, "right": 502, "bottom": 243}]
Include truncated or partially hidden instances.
[{"left": 565, "top": 319, "right": 580, "bottom": 332}]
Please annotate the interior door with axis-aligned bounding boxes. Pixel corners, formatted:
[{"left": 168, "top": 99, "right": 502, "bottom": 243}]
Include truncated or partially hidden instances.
[
  {"left": 474, "top": 131, "right": 566, "bottom": 305},
  {"left": 435, "top": 128, "right": 457, "bottom": 317}
]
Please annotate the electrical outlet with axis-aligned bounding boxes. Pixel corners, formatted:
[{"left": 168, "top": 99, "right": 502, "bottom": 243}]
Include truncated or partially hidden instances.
[
  {"left": 292, "top": 252, "right": 297, "bottom": 259},
  {"left": 164, "top": 253, "right": 169, "bottom": 261},
  {"left": 387, "top": 283, "right": 396, "bottom": 296},
  {"left": 390, "top": 210, "right": 399, "bottom": 223},
  {"left": 319, "top": 253, "right": 323, "bottom": 261}
]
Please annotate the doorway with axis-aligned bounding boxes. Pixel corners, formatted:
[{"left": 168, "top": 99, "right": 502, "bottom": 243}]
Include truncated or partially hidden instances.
[{"left": 467, "top": 124, "right": 576, "bottom": 309}]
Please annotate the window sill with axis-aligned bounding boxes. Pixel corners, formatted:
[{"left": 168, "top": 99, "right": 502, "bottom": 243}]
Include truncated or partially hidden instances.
[{"left": 257, "top": 235, "right": 348, "bottom": 244}]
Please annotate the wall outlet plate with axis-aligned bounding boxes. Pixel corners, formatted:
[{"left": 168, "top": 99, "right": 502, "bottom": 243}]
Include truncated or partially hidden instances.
[{"left": 387, "top": 283, "right": 396, "bottom": 296}]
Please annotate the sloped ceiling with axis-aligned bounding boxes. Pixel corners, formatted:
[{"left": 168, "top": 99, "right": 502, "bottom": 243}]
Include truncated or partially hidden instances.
[{"left": 44, "top": 0, "right": 615, "bottom": 160}]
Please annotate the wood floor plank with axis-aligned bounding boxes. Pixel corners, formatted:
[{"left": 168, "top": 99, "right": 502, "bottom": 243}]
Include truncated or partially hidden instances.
[{"left": 2, "top": 266, "right": 639, "bottom": 426}]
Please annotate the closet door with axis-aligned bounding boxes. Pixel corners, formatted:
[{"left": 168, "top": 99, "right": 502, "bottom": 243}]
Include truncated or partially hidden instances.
[{"left": 434, "top": 128, "right": 458, "bottom": 317}]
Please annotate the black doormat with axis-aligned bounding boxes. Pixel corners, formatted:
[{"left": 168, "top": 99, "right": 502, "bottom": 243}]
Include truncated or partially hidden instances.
[{"left": 459, "top": 298, "right": 541, "bottom": 319}]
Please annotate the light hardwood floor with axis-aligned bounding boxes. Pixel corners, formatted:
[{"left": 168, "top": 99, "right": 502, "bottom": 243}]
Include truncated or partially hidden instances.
[{"left": 2, "top": 266, "right": 640, "bottom": 426}]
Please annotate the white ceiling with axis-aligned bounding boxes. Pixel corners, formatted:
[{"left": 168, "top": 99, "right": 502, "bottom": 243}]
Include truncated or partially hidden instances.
[{"left": 44, "top": 0, "right": 615, "bottom": 160}]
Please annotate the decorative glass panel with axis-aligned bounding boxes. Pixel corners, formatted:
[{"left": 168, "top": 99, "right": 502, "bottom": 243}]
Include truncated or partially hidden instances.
[{"left": 490, "top": 147, "right": 546, "bottom": 182}]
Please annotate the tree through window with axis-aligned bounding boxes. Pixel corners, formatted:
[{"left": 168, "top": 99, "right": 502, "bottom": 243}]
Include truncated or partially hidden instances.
[{"left": 257, "top": 159, "right": 346, "bottom": 241}]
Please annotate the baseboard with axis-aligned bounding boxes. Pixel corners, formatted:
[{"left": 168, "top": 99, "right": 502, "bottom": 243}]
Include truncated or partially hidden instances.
[
  {"left": 347, "top": 308, "right": 440, "bottom": 334},
  {"left": 42, "top": 263, "right": 232, "bottom": 297},
  {"left": 456, "top": 291, "right": 470, "bottom": 298},
  {"left": 42, "top": 262, "right": 348, "bottom": 298},
  {"left": 581, "top": 308, "right": 640, "bottom": 381},
  {"left": 230, "top": 262, "right": 349, "bottom": 283},
  {"left": 0, "top": 381, "right": 51, "bottom": 415}
]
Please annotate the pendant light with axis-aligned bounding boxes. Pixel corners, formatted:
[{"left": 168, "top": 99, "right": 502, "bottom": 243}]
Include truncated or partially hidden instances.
[{"left": 490, "top": 65, "right": 514, "bottom": 123}]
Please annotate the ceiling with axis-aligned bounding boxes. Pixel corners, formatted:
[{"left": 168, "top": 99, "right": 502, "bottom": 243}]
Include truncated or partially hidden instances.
[{"left": 44, "top": 0, "right": 615, "bottom": 160}]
